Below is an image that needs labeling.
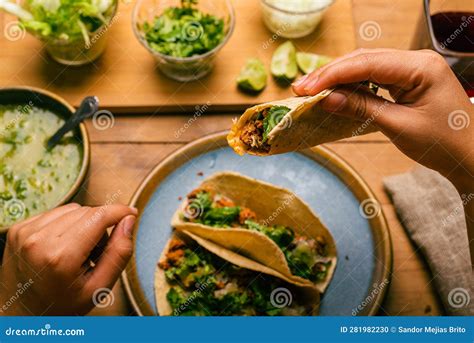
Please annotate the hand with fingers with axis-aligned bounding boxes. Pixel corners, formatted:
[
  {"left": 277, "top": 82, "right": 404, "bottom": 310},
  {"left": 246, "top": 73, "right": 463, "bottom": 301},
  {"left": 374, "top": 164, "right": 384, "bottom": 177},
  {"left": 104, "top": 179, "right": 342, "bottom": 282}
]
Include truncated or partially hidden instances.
[
  {"left": 0, "top": 203, "right": 137, "bottom": 315},
  {"left": 292, "top": 48, "right": 473, "bottom": 195},
  {"left": 293, "top": 48, "right": 474, "bottom": 266}
]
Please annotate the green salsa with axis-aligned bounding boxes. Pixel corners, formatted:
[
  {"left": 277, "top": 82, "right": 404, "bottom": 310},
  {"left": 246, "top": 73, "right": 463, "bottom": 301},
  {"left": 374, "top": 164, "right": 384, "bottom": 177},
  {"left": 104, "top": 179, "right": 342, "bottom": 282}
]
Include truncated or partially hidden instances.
[{"left": 0, "top": 104, "right": 83, "bottom": 227}]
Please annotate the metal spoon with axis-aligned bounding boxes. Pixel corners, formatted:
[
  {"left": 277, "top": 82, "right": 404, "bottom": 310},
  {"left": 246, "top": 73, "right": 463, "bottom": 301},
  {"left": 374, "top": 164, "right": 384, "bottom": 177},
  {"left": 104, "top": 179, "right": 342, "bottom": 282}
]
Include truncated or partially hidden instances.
[{"left": 47, "top": 96, "right": 99, "bottom": 150}]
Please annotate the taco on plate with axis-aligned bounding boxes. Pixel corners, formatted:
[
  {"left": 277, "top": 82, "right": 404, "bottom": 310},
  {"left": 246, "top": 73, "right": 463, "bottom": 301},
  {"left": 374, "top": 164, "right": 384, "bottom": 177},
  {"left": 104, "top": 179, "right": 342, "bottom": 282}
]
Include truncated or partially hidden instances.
[
  {"left": 155, "top": 231, "right": 320, "bottom": 316},
  {"left": 172, "top": 172, "right": 337, "bottom": 293}
]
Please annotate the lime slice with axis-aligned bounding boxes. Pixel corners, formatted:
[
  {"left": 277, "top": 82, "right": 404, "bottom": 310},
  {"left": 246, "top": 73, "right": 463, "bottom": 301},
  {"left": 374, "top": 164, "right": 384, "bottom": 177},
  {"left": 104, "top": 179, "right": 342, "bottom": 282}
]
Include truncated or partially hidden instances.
[
  {"left": 296, "top": 52, "right": 333, "bottom": 74},
  {"left": 237, "top": 58, "right": 267, "bottom": 92},
  {"left": 271, "top": 41, "right": 298, "bottom": 81}
]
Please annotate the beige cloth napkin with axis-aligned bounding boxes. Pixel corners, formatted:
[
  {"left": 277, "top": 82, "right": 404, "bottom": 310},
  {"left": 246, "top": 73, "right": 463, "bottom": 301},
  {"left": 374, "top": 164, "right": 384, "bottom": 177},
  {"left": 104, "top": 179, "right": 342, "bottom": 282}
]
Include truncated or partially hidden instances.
[{"left": 384, "top": 167, "right": 473, "bottom": 316}]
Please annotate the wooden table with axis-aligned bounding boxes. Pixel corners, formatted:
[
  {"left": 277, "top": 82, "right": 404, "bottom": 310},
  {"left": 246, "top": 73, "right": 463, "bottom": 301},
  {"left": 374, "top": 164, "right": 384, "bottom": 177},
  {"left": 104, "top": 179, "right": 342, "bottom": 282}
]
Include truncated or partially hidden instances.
[
  {"left": 1, "top": 0, "right": 444, "bottom": 316},
  {"left": 84, "top": 0, "right": 442, "bottom": 316},
  {"left": 83, "top": 115, "right": 443, "bottom": 317}
]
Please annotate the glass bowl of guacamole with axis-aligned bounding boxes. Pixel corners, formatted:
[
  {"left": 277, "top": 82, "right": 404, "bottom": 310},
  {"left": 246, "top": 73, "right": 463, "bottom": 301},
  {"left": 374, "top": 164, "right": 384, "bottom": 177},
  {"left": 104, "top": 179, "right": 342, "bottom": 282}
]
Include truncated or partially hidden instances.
[
  {"left": 0, "top": 87, "right": 90, "bottom": 231},
  {"left": 133, "top": 0, "right": 235, "bottom": 81}
]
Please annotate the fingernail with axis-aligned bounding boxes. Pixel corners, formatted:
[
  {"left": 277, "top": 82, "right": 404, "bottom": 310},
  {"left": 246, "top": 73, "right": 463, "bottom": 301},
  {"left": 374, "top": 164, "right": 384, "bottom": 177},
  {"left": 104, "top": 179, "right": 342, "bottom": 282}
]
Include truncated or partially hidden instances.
[
  {"left": 321, "top": 91, "right": 348, "bottom": 113},
  {"left": 303, "top": 75, "right": 320, "bottom": 93},
  {"left": 292, "top": 74, "right": 309, "bottom": 87},
  {"left": 122, "top": 215, "right": 136, "bottom": 237},
  {"left": 129, "top": 206, "right": 138, "bottom": 214}
]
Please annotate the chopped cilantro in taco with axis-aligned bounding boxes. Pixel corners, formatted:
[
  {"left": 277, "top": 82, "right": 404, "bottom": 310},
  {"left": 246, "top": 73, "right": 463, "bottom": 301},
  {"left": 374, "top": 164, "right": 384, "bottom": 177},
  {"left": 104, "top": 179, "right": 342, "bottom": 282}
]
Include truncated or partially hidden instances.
[
  {"left": 181, "top": 189, "right": 331, "bottom": 283},
  {"left": 239, "top": 106, "right": 291, "bottom": 153},
  {"left": 158, "top": 238, "right": 314, "bottom": 316}
]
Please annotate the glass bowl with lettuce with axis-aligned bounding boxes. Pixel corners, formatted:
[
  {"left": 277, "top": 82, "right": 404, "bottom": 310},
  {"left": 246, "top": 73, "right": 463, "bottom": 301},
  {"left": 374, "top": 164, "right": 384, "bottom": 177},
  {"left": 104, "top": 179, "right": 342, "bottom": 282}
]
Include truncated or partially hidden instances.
[
  {"left": 0, "top": 0, "right": 118, "bottom": 66},
  {"left": 133, "top": 0, "right": 235, "bottom": 81}
]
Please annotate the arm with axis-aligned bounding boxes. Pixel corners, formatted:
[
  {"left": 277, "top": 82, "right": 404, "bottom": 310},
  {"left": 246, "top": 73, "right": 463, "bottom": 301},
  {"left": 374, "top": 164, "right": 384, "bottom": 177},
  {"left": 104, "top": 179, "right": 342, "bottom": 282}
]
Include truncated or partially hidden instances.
[{"left": 0, "top": 203, "right": 137, "bottom": 315}]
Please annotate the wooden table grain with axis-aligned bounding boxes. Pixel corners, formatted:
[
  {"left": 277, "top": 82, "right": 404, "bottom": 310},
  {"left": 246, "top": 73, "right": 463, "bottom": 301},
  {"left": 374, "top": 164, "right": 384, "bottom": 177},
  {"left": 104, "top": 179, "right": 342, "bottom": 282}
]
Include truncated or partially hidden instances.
[{"left": 0, "top": 0, "right": 356, "bottom": 112}]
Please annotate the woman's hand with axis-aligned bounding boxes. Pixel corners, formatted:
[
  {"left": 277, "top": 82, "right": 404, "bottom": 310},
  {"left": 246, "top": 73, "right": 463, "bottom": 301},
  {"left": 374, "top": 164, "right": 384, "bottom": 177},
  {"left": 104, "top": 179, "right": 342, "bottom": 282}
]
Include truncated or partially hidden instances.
[
  {"left": 0, "top": 203, "right": 137, "bottom": 315},
  {"left": 292, "top": 49, "right": 473, "bottom": 194},
  {"left": 293, "top": 48, "right": 474, "bottom": 267}
]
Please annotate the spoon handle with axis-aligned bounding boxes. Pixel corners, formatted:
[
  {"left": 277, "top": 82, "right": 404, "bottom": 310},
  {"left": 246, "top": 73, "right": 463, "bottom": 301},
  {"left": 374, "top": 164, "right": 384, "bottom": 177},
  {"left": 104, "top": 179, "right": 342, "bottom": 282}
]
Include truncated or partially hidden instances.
[{"left": 47, "top": 96, "right": 99, "bottom": 150}]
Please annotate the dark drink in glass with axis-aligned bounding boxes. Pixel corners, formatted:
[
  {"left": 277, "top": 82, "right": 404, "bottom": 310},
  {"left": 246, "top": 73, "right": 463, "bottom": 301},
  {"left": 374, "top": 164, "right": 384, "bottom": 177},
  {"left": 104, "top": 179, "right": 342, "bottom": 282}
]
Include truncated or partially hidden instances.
[{"left": 412, "top": 0, "right": 474, "bottom": 97}]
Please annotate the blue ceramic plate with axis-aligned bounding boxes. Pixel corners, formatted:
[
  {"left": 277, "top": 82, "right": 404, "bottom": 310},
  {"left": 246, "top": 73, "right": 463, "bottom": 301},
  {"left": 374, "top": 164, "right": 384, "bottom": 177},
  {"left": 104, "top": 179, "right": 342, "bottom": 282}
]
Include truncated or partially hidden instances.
[{"left": 122, "top": 132, "right": 391, "bottom": 316}]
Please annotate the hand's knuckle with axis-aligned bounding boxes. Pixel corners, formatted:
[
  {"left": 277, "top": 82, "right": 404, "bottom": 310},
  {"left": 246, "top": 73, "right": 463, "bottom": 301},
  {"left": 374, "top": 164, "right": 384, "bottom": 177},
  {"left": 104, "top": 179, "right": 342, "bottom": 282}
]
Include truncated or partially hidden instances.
[
  {"left": 117, "top": 244, "right": 133, "bottom": 259},
  {"left": 103, "top": 205, "right": 128, "bottom": 221},
  {"left": 423, "top": 50, "right": 446, "bottom": 65},
  {"left": 6, "top": 227, "right": 19, "bottom": 246},
  {"left": 358, "top": 53, "right": 373, "bottom": 66},
  {"left": 43, "top": 252, "right": 63, "bottom": 269},
  {"left": 65, "top": 202, "right": 81, "bottom": 210},
  {"left": 22, "top": 234, "right": 42, "bottom": 252}
]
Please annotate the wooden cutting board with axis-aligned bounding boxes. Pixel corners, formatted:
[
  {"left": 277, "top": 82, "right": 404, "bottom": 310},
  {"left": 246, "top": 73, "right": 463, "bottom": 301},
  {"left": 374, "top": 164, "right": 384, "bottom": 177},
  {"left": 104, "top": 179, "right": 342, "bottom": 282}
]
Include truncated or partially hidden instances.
[{"left": 0, "top": 0, "right": 356, "bottom": 113}]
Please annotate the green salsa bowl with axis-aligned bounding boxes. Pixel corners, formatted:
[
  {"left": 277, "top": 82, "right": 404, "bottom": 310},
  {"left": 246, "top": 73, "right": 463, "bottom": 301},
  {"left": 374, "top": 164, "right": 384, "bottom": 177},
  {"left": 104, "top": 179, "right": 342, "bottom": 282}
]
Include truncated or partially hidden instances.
[{"left": 0, "top": 87, "right": 90, "bottom": 232}]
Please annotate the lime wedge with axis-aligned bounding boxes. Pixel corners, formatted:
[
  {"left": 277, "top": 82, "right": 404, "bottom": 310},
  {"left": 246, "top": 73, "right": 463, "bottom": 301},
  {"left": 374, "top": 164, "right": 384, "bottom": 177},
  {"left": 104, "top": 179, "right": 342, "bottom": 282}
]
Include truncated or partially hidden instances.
[
  {"left": 271, "top": 41, "right": 298, "bottom": 81},
  {"left": 237, "top": 58, "right": 267, "bottom": 92},
  {"left": 296, "top": 52, "right": 333, "bottom": 74}
]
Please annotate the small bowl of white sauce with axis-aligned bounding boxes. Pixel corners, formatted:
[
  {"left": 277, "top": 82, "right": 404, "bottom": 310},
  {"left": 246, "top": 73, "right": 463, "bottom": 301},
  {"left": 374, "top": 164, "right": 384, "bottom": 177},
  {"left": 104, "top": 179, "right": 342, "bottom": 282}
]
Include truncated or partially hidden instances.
[{"left": 260, "top": 0, "right": 334, "bottom": 38}]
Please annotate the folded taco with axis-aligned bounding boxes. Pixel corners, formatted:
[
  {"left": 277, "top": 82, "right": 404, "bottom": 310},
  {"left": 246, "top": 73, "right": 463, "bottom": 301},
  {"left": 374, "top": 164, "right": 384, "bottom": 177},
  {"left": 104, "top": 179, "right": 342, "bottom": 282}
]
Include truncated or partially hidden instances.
[
  {"left": 155, "top": 231, "right": 320, "bottom": 316},
  {"left": 171, "top": 172, "right": 337, "bottom": 293},
  {"left": 227, "top": 89, "right": 377, "bottom": 156}
]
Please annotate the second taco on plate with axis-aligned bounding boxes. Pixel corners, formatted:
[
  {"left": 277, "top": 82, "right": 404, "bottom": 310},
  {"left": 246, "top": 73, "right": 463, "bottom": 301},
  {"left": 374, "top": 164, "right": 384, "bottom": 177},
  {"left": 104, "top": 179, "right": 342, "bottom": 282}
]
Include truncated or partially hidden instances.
[
  {"left": 171, "top": 171, "right": 337, "bottom": 293},
  {"left": 155, "top": 231, "right": 320, "bottom": 316}
]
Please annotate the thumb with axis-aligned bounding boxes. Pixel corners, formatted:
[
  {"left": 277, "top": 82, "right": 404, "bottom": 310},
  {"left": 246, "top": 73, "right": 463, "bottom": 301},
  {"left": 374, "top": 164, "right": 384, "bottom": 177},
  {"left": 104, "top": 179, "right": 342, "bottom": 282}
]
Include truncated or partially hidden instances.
[
  {"left": 320, "top": 88, "right": 413, "bottom": 137},
  {"left": 84, "top": 215, "right": 136, "bottom": 294}
]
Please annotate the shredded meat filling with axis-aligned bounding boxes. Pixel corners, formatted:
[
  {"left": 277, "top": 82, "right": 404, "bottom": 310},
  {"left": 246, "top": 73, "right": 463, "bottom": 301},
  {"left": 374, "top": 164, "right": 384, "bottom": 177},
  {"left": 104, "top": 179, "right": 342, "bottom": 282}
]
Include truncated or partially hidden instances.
[
  {"left": 158, "top": 238, "right": 186, "bottom": 270},
  {"left": 239, "top": 207, "right": 257, "bottom": 224},
  {"left": 239, "top": 110, "right": 271, "bottom": 152},
  {"left": 215, "top": 195, "right": 235, "bottom": 208}
]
